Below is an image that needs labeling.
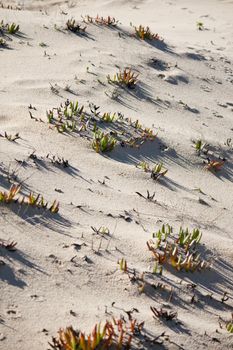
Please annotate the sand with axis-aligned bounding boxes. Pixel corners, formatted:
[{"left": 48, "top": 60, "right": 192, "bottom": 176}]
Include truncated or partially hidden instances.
[{"left": 0, "top": 0, "right": 233, "bottom": 349}]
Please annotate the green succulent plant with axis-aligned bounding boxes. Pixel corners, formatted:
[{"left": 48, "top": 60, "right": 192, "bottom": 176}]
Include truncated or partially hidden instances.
[{"left": 92, "top": 130, "right": 117, "bottom": 153}]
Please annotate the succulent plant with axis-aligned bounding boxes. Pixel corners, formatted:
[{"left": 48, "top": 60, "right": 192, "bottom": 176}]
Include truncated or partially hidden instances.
[
  {"left": 134, "top": 25, "right": 160, "bottom": 40},
  {"left": 49, "top": 317, "right": 143, "bottom": 350},
  {"left": 82, "top": 15, "right": 118, "bottom": 26},
  {"left": 66, "top": 19, "right": 86, "bottom": 33},
  {"left": 147, "top": 225, "right": 209, "bottom": 273},
  {"left": 107, "top": 68, "right": 139, "bottom": 89},
  {"left": 0, "top": 185, "right": 59, "bottom": 214},
  {"left": 92, "top": 130, "right": 117, "bottom": 153}
]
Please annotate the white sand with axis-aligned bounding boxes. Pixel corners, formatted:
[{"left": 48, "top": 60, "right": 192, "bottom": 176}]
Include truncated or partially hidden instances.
[{"left": 0, "top": 0, "right": 233, "bottom": 349}]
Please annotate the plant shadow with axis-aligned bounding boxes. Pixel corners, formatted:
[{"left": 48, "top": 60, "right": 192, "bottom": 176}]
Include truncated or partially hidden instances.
[
  {"left": 0, "top": 203, "right": 72, "bottom": 234},
  {"left": 0, "top": 246, "right": 46, "bottom": 288}
]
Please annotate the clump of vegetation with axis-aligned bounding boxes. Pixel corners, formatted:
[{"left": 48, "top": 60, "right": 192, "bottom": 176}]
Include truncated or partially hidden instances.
[
  {"left": 0, "top": 20, "right": 19, "bottom": 34},
  {"left": 0, "top": 185, "right": 59, "bottom": 213},
  {"left": 137, "top": 162, "right": 167, "bottom": 181},
  {"left": 82, "top": 15, "right": 118, "bottom": 26},
  {"left": 43, "top": 100, "right": 156, "bottom": 153},
  {"left": 6, "top": 22, "right": 19, "bottom": 34},
  {"left": 107, "top": 68, "right": 139, "bottom": 89},
  {"left": 66, "top": 18, "right": 86, "bottom": 33},
  {"left": 92, "top": 130, "right": 117, "bottom": 153},
  {"left": 49, "top": 317, "right": 144, "bottom": 350},
  {"left": 47, "top": 99, "right": 85, "bottom": 133},
  {"left": 147, "top": 224, "right": 209, "bottom": 274},
  {"left": 134, "top": 25, "right": 160, "bottom": 40}
]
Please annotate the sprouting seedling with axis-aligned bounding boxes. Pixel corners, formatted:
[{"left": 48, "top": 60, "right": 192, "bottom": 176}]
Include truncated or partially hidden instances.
[
  {"left": 0, "top": 38, "right": 7, "bottom": 47},
  {"left": 66, "top": 18, "right": 86, "bottom": 33},
  {"left": 150, "top": 306, "right": 177, "bottom": 321},
  {"left": 6, "top": 22, "right": 20, "bottom": 34},
  {"left": 49, "top": 200, "right": 59, "bottom": 213},
  {"left": 153, "top": 224, "right": 172, "bottom": 243},
  {"left": 134, "top": 25, "right": 160, "bottom": 40},
  {"left": 92, "top": 130, "right": 117, "bottom": 153},
  {"left": 0, "top": 240, "right": 17, "bottom": 251},
  {"left": 151, "top": 163, "right": 168, "bottom": 180},
  {"left": 47, "top": 154, "right": 69, "bottom": 168},
  {"left": 227, "top": 317, "right": 233, "bottom": 333},
  {"left": 136, "top": 161, "right": 150, "bottom": 172},
  {"left": 136, "top": 190, "right": 156, "bottom": 202},
  {"left": 101, "top": 112, "right": 117, "bottom": 123},
  {"left": 0, "top": 21, "right": 19, "bottom": 34},
  {"left": 176, "top": 227, "right": 202, "bottom": 249},
  {"left": 152, "top": 262, "right": 163, "bottom": 275},
  {"left": 89, "top": 103, "right": 100, "bottom": 117},
  {"left": 197, "top": 21, "right": 204, "bottom": 30},
  {"left": 39, "top": 42, "right": 47, "bottom": 47},
  {"left": 194, "top": 139, "right": 207, "bottom": 155},
  {"left": 91, "top": 226, "right": 110, "bottom": 236},
  {"left": 0, "top": 132, "right": 20, "bottom": 141},
  {"left": 107, "top": 68, "right": 139, "bottom": 89},
  {"left": 50, "top": 83, "right": 59, "bottom": 95},
  {"left": 0, "top": 184, "right": 21, "bottom": 203},
  {"left": 118, "top": 258, "right": 127, "bottom": 272}
]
